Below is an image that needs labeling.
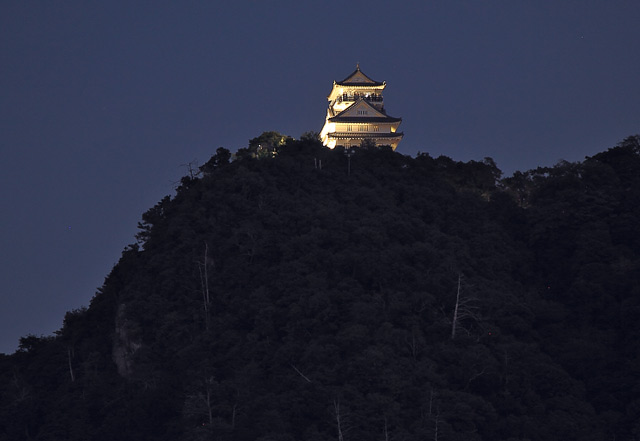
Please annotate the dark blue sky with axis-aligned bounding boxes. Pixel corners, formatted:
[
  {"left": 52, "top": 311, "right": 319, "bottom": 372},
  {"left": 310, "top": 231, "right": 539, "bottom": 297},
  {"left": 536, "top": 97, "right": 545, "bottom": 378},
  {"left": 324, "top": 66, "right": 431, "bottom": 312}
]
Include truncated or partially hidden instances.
[{"left": 1, "top": 1, "right": 639, "bottom": 354}]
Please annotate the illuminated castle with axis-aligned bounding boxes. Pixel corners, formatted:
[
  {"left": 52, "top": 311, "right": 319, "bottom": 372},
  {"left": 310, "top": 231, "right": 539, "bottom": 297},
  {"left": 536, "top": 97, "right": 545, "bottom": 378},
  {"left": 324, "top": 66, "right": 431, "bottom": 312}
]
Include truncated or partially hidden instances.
[{"left": 320, "top": 65, "right": 403, "bottom": 150}]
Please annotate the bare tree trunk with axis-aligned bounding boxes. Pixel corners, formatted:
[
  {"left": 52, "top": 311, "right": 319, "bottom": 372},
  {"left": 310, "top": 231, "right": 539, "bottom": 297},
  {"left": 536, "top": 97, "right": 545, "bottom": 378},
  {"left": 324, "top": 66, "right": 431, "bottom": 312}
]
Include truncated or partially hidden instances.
[
  {"left": 205, "top": 385, "right": 213, "bottom": 425},
  {"left": 291, "top": 364, "right": 312, "bottom": 383},
  {"left": 67, "top": 347, "right": 75, "bottom": 382},
  {"left": 428, "top": 388, "right": 436, "bottom": 417},
  {"left": 198, "top": 243, "right": 212, "bottom": 331},
  {"left": 231, "top": 403, "right": 237, "bottom": 430},
  {"left": 334, "top": 400, "right": 345, "bottom": 441},
  {"left": 383, "top": 416, "right": 390, "bottom": 441},
  {"left": 465, "top": 367, "right": 488, "bottom": 390},
  {"left": 12, "top": 369, "right": 29, "bottom": 401},
  {"left": 451, "top": 274, "right": 462, "bottom": 339},
  {"left": 451, "top": 274, "right": 479, "bottom": 339},
  {"left": 502, "top": 349, "right": 510, "bottom": 393},
  {"left": 408, "top": 330, "right": 418, "bottom": 360},
  {"left": 433, "top": 405, "right": 441, "bottom": 441}
]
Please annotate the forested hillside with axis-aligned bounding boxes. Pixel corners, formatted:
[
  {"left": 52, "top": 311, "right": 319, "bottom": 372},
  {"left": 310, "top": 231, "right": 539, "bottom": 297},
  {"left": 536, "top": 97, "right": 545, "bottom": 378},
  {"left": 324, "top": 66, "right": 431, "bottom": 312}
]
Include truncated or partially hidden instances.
[{"left": 1, "top": 134, "right": 639, "bottom": 441}]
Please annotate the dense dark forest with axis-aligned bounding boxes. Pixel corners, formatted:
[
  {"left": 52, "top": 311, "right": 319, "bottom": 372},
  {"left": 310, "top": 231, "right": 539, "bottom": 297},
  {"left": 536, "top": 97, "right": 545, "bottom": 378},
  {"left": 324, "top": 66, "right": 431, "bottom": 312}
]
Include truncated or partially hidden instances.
[{"left": 1, "top": 133, "right": 640, "bottom": 441}]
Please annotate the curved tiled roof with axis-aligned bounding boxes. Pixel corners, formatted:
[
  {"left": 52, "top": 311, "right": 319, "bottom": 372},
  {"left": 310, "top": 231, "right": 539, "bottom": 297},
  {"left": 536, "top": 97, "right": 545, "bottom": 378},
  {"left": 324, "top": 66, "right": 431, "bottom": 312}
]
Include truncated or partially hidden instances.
[
  {"left": 328, "top": 98, "right": 401, "bottom": 123},
  {"left": 335, "top": 65, "right": 385, "bottom": 87}
]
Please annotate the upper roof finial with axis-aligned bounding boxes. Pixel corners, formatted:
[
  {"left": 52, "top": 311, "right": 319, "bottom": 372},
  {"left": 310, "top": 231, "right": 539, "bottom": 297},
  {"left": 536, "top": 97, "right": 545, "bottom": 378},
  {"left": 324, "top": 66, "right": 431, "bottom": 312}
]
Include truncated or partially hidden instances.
[{"left": 356, "top": 62, "right": 360, "bottom": 70}]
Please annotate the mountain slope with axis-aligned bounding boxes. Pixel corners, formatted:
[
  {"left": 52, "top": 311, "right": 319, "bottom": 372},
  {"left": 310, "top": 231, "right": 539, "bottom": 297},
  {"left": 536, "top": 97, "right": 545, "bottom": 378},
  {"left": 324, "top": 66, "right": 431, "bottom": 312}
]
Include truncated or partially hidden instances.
[{"left": 2, "top": 135, "right": 639, "bottom": 441}]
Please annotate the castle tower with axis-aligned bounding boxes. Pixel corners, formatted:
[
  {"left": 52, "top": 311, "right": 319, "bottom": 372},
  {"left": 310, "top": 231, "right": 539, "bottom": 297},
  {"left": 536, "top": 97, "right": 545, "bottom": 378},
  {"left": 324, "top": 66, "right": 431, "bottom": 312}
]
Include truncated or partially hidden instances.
[{"left": 320, "top": 65, "right": 404, "bottom": 150}]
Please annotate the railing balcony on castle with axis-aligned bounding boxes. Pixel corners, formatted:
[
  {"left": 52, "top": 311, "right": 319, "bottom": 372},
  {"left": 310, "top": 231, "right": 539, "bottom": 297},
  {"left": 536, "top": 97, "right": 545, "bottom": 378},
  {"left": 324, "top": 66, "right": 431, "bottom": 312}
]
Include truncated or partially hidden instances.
[{"left": 337, "top": 94, "right": 383, "bottom": 104}]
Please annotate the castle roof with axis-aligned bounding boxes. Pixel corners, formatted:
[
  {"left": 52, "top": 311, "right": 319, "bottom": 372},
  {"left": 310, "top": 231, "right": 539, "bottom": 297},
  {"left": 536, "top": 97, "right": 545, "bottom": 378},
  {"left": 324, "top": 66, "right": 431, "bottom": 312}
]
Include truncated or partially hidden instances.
[
  {"left": 328, "top": 98, "right": 402, "bottom": 123},
  {"left": 335, "top": 65, "right": 385, "bottom": 87}
]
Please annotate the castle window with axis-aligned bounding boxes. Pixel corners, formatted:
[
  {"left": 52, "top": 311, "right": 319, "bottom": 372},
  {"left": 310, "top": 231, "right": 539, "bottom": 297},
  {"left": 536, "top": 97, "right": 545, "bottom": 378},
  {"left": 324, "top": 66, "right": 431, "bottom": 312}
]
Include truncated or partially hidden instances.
[{"left": 347, "top": 125, "right": 352, "bottom": 132}]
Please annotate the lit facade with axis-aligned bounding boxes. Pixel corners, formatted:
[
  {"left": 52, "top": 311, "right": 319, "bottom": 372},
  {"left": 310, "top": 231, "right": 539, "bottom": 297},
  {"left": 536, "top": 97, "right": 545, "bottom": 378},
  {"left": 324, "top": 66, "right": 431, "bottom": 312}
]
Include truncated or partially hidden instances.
[{"left": 320, "top": 65, "right": 404, "bottom": 150}]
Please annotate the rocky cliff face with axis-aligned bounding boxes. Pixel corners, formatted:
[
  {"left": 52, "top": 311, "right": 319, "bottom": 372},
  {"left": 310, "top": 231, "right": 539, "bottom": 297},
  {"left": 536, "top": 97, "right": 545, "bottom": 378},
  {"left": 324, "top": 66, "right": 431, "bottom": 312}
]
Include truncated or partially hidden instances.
[{"left": 112, "top": 303, "right": 141, "bottom": 378}]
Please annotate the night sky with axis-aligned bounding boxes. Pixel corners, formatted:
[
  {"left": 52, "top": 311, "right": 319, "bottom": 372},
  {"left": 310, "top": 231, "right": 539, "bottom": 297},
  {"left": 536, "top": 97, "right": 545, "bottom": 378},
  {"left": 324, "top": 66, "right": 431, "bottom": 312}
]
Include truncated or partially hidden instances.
[{"left": 1, "top": 1, "right": 639, "bottom": 354}]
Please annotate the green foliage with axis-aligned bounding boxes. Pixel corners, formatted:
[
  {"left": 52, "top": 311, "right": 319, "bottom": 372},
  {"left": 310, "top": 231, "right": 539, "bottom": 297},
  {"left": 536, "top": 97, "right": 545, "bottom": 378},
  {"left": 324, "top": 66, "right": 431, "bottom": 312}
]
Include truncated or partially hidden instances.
[
  {"left": 2, "top": 134, "right": 640, "bottom": 440},
  {"left": 200, "top": 147, "right": 231, "bottom": 175},
  {"left": 235, "top": 131, "right": 293, "bottom": 160}
]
